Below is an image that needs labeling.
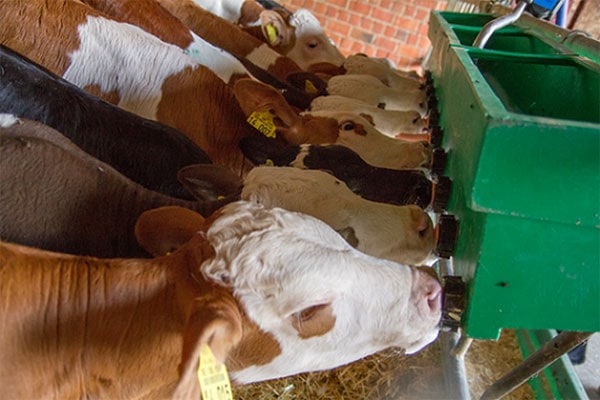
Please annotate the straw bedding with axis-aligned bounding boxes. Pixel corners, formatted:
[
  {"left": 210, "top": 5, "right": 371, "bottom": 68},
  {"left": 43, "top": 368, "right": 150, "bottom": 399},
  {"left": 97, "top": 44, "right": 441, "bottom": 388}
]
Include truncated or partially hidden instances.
[{"left": 233, "top": 329, "right": 534, "bottom": 399}]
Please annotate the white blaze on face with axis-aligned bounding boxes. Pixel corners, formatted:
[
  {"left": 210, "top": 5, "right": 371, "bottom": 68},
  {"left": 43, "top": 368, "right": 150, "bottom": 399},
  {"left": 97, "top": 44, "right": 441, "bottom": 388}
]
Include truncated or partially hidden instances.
[
  {"left": 64, "top": 16, "right": 198, "bottom": 120},
  {"left": 286, "top": 9, "right": 345, "bottom": 69},
  {"left": 201, "top": 201, "right": 441, "bottom": 384}
]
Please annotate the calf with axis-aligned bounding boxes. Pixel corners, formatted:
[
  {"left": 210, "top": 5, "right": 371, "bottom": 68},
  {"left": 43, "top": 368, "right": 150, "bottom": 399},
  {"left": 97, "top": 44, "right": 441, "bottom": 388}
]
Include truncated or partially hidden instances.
[
  {"left": 234, "top": 79, "right": 433, "bottom": 169},
  {"left": 326, "top": 74, "right": 429, "bottom": 116},
  {"left": 0, "top": 119, "right": 240, "bottom": 258},
  {"left": 246, "top": 8, "right": 346, "bottom": 71},
  {"left": 81, "top": 0, "right": 251, "bottom": 84},
  {"left": 343, "top": 54, "right": 423, "bottom": 91},
  {"left": 239, "top": 166, "right": 436, "bottom": 265},
  {"left": 310, "top": 94, "right": 427, "bottom": 136},
  {"left": 0, "top": 200, "right": 441, "bottom": 398},
  {"left": 239, "top": 136, "right": 439, "bottom": 210},
  {"left": 0, "top": 0, "right": 261, "bottom": 176},
  {"left": 0, "top": 45, "right": 211, "bottom": 200}
]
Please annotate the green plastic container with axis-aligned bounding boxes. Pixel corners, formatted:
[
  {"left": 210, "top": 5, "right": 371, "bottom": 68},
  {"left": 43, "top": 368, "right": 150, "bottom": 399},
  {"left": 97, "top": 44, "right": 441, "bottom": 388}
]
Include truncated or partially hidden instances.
[{"left": 428, "top": 11, "right": 600, "bottom": 340}]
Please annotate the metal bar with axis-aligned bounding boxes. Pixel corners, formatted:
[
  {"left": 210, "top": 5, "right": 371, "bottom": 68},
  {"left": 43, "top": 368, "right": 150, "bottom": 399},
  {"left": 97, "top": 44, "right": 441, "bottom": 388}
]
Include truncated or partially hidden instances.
[
  {"left": 473, "top": 0, "right": 530, "bottom": 48},
  {"left": 438, "top": 257, "right": 471, "bottom": 400},
  {"left": 479, "top": 331, "right": 594, "bottom": 400}
]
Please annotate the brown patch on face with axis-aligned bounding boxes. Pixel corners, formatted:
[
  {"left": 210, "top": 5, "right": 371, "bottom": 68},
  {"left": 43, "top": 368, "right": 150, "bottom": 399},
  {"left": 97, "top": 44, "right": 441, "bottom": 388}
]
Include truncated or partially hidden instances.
[
  {"left": 82, "top": 84, "right": 121, "bottom": 105},
  {"left": 339, "top": 119, "right": 368, "bottom": 136},
  {"left": 226, "top": 311, "right": 282, "bottom": 371},
  {"left": 359, "top": 113, "right": 375, "bottom": 126},
  {"left": 291, "top": 304, "right": 336, "bottom": 339},
  {"left": 287, "top": 115, "right": 339, "bottom": 144}
]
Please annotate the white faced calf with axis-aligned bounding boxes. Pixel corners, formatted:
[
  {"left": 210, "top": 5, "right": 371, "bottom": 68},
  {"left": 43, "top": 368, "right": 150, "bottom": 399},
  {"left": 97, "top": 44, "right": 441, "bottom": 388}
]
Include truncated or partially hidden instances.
[
  {"left": 240, "top": 166, "right": 436, "bottom": 265},
  {"left": 0, "top": 201, "right": 441, "bottom": 399}
]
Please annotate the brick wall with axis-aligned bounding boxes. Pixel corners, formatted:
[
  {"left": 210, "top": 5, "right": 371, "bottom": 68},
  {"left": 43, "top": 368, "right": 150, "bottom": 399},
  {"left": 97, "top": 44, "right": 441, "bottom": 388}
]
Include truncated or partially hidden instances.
[{"left": 281, "top": 0, "right": 449, "bottom": 69}]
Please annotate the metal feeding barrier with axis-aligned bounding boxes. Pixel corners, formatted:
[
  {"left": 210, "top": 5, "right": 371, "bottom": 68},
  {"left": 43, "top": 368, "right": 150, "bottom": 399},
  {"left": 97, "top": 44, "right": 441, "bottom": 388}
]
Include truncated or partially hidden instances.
[{"left": 426, "top": 2, "right": 599, "bottom": 398}]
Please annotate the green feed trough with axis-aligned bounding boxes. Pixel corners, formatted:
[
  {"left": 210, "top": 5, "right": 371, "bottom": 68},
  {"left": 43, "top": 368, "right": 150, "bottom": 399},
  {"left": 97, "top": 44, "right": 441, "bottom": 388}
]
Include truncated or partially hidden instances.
[{"left": 428, "top": 10, "right": 600, "bottom": 340}]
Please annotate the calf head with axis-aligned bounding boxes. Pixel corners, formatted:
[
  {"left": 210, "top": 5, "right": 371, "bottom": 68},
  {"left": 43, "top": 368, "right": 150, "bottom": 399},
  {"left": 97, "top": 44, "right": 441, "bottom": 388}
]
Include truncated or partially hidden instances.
[
  {"left": 259, "top": 9, "right": 345, "bottom": 70},
  {"left": 233, "top": 79, "right": 432, "bottom": 169},
  {"left": 166, "top": 201, "right": 441, "bottom": 388}
]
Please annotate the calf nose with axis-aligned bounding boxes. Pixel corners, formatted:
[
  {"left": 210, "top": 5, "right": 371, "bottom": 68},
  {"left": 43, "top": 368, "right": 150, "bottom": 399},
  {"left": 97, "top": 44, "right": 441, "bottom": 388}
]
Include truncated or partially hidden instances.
[
  {"left": 416, "top": 267, "right": 442, "bottom": 315},
  {"left": 410, "top": 206, "right": 433, "bottom": 238}
]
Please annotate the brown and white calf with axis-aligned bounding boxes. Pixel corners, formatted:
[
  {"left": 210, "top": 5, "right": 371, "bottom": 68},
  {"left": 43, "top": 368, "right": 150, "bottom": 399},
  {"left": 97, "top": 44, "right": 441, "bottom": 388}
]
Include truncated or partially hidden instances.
[
  {"left": 172, "top": 0, "right": 346, "bottom": 70},
  {"left": 0, "top": 119, "right": 240, "bottom": 258},
  {"left": 326, "top": 74, "right": 429, "bottom": 116},
  {"left": 343, "top": 54, "right": 423, "bottom": 91},
  {"left": 80, "top": 0, "right": 251, "bottom": 84},
  {"left": 239, "top": 166, "right": 436, "bottom": 265},
  {"left": 0, "top": 200, "right": 441, "bottom": 399},
  {"left": 0, "top": 0, "right": 262, "bottom": 176},
  {"left": 234, "top": 79, "right": 433, "bottom": 169},
  {"left": 310, "top": 95, "right": 427, "bottom": 137}
]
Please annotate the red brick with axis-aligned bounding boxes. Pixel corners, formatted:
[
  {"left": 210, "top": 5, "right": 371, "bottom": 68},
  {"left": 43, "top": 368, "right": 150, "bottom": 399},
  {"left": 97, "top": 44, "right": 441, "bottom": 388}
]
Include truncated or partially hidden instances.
[
  {"left": 359, "top": 17, "right": 373, "bottom": 31},
  {"left": 337, "top": 9, "right": 350, "bottom": 22},
  {"left": 395, "top": 16, "right": 419, "bottom": 31},
  {"left": 349, "top": 1, "right": 373, "bottom": 15},
  {"left": 375, "top": 36, "right": 398, "bottom": 52},
  {"left": 372, "top": 21, "right": 385, "bottom": 34},
  {"left": 350, "top": 27, "right": 374, "bottom": 43},
  {"left": 325, "top": 6, "right": 338, "bottom": 18},
  {"left": 328, "top": 0, "right": 349, "bottom": 7},
  {"left": 372, "top": 7, "right": 394, "bottom": 23},
  {"left": 313, "top": 2, "right": 327, "bottom": 15},
  {"left": 351, "top": 41, "right": 366, "bottom": 54},
  {"left": 348, "top": 13, "right": 361, "bottom": 26},
  {"left": 384, "top": 25, "right": 397, "bottom": 38},
  {"left": 407, "top": 33, "right": 419, "bottom": 46},
  {"left": 405, "top": 5, "right": 416, "bottom": 17},
  {"left": 379, "top": 0, "right": 393, "bottom": 9},
  {"left": 327, "top": 20, "right": 351, "bottom": 36}
]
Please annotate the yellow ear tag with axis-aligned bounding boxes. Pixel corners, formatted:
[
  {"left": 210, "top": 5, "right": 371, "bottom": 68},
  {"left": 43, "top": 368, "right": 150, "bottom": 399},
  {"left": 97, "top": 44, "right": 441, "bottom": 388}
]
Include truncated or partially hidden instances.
[
  {"left": 264, "top": 159, "right": 275, "bottom": 166},
  {"left": 266, "top": 24, "right": 278, "bottom": 44},
  {"left": 197, "top": 344, "right": 233, "bottom": 400},
  {"left": 247, "top": 111, "right": 277, "bottom": 138},
  {"left": 305, "top": 80, "right": 318, "bottom": 94}
]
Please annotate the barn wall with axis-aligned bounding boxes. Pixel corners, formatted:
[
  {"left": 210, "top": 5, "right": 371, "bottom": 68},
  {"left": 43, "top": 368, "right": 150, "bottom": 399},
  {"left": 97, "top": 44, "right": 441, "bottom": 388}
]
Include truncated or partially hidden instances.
[{"left": 281, "top": 0, "right": 449, "bottom": 69}]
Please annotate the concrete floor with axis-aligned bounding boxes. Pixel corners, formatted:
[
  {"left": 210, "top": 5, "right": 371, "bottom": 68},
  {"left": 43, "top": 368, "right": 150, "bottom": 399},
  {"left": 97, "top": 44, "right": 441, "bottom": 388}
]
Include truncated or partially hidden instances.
[{"left": 573, "top": 332, "right": 600, "bottom": 400}]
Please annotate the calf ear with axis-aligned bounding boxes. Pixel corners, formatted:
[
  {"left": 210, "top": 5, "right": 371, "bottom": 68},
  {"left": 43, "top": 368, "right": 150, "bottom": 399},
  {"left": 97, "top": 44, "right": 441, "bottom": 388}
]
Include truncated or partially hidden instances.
[
  {"left": 260, "top": 10, "right": 291, "bottom": 47},
  {"left": 233, "top": 79, "right": 301, "bottom": 129},
  {"left": 177, "top": 164, "right": 243, "bottom": 202},
  {"left": 135, "top": 207, "right": 205, "bottom": 256},
  {"left": 173, "top": 294, "right": 243, "bottom": 400}
]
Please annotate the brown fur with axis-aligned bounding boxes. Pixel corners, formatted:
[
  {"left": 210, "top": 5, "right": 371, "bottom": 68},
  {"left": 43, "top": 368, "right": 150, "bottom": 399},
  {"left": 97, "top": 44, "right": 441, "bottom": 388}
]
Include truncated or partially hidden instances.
[
  {"left": 81, "top": 0, "right": 195, "bottom": 48},
  {"left": 0, "top": 0, "right": 258, "bottom": 177},
  {"left": 0, "top": 226, "right": 280, "bottom": 399}
]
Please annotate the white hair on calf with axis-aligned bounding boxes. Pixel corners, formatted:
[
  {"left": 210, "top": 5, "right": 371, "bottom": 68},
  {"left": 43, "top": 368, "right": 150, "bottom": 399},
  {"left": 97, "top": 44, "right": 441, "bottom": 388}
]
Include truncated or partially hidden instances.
[
  {"left": 0, "top": 114, "right": 20, "bottom": 128},
  {"left": 64, "top": 16, "right": 199, "bottom": 120},
  {"left": 200, "top": 201, "right": 440, "bottom": 383}
]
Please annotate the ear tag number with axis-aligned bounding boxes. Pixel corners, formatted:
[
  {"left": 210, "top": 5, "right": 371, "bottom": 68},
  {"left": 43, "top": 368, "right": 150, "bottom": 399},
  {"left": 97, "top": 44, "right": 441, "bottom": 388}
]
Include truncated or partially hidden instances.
[
  {"left": 266, "top": 24, "right": 278, "bottom": 44},
  {"left": 197, "top": 344, "right": 233, "bottom": 400},
  {"left": 247, "top": 111, "right": 277, "bottom": 138}
]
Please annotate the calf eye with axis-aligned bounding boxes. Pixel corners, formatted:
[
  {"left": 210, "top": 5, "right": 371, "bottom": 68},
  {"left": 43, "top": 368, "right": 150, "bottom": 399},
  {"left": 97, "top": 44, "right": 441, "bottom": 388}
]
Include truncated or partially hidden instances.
[
  {"left": 307, "top": 41, "right": 318, "bottom": 49},
  {"left": 340, "top": 121, "right": 355, "bottom": 131}
]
